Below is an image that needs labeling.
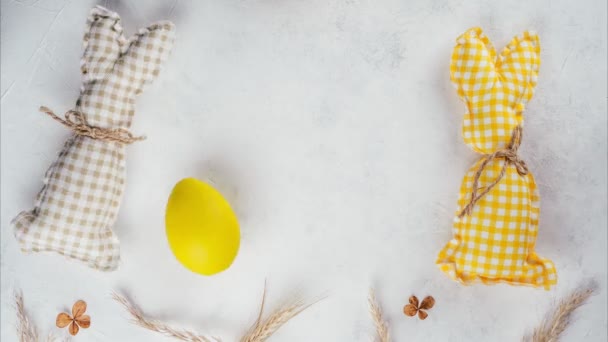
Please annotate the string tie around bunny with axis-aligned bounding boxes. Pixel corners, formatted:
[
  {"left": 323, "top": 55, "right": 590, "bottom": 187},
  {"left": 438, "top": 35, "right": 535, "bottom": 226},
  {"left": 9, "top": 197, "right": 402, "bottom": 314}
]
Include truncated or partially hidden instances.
[
  {"left": 458, "top": 125, "right": 528, "bottom": 218},
  {"left": 39, "top": 106, "right": 145, "bottom": 144}
]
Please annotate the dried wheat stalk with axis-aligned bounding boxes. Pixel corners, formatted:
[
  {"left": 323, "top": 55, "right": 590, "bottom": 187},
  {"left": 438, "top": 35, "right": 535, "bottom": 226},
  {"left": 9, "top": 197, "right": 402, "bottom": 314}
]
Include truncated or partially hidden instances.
[
  {"left": 15, "top": 292, "right": 63, "bottom": 342},
  {"left": 523, "top": 280, "right": 597, "bottom": 342},
  {"left": 113, "top": 284, "right": 316, "bottom": 342},
  {"left": 112, "top": 292, "right": 220, "bottom": 342},
  {"left": 368, "top": 289, "right": 390, "bottom": 342},
  {"left": 240, "top": 284, "right": 316, "bottom": 342},
  {"left": 15, "top": 291, "right": 39, "bottom": 342}
]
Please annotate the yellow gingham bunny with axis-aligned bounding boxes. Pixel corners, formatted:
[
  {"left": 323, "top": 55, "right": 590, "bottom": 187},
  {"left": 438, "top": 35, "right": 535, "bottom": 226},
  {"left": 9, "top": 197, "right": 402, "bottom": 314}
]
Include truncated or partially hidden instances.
[{"left": 436, "top": 27, "right": 557, "bottom": 289}]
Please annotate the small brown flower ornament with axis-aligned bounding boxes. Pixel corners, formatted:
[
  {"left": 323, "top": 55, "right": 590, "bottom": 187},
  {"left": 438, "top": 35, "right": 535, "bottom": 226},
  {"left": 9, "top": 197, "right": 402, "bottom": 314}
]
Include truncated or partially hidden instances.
[
  {"left": 56, "top": 300, "right": 91, "bottom": 336},
  {"left": 403, "top": 295, "right": 435, "bottom": 320}
]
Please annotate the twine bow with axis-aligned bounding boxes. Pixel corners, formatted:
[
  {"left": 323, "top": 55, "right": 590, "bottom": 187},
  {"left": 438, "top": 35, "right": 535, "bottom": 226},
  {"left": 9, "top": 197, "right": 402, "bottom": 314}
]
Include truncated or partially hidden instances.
[
  {"left": 459, "top": 125, "right": 529, "bottom": 218},
  {"left": 39, "top": 106, "right": 145, "bottom": 144}
]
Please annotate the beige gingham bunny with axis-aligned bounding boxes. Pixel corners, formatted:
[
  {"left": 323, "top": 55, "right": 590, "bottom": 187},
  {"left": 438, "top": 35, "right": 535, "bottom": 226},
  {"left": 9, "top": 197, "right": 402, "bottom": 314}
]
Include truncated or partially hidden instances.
[{"left": 12, "top": 6, "right": 175, "bottom": 271}]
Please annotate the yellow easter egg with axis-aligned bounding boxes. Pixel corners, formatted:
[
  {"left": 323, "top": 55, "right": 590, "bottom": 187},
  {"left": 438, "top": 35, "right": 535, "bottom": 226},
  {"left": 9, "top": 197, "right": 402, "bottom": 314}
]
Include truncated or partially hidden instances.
[{"left": 165, "top": 178, "right": 240, "bottom": 275}]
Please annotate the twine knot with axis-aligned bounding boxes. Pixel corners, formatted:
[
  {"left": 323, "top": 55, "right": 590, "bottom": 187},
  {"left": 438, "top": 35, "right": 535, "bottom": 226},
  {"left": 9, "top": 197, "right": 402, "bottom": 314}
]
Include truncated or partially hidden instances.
[
  {"left": 459, "top": 125, "right": 528, "bottom": 218},
  {"left": 39, "top": 106, "right": 145, "bottom": 144}
]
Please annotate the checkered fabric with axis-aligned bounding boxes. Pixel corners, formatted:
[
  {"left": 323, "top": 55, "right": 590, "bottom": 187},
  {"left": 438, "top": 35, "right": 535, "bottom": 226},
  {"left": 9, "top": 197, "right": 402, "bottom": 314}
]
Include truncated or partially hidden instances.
[
  {"left": 436, "top": 27, "right": 557, "bottom": 289},
  {"left": 12, "top": 6, "right": 175, "bottom": 271}
]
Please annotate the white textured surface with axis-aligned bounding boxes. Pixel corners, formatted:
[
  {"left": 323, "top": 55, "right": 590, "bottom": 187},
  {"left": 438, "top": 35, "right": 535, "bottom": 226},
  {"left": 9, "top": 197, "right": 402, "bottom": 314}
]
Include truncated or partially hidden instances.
[{"left": 1, "top": 0, "right": 606, "bottom": 341}]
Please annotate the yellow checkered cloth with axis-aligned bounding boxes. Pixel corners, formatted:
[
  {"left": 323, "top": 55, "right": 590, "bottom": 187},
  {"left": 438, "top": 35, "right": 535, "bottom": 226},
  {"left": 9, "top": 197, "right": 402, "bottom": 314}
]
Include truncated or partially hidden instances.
[
  {"left": 12, "top": 6, "right": 174, "bottom": 271},
  {"left": 436, "top": 27, "right": 557, "bottom": 289}
]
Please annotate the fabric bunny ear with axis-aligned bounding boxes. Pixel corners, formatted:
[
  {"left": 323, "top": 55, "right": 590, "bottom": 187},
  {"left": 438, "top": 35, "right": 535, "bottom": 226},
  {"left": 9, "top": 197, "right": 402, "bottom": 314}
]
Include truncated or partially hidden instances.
[
  {"left": 81, "top": 6, "right": 127, "bottom": 81},
  {"left": 450, "top": 27, "right": 498, "bottom": 101},
  {"left": 115, "top": 22, "right": 176, "bottom": 95},
  {"left": 497, "top": 31, "right": 540, "bottom": 115}
]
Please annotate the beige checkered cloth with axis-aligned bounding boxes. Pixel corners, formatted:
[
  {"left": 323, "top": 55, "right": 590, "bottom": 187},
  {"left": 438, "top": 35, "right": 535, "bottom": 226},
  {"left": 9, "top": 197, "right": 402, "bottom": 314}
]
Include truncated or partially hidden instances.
[{"left": 12, "top": 6, "right": 175, "bottom": 271}]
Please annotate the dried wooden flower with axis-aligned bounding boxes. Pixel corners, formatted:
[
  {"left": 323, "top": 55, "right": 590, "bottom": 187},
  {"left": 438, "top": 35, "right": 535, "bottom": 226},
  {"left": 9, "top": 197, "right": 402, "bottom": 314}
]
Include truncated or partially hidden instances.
[
  {"left": 403, "top": 295, "right": 435, "bottom": 320},
  {"left": 56, "top": 300, "right": 91, "bottom": 336}
]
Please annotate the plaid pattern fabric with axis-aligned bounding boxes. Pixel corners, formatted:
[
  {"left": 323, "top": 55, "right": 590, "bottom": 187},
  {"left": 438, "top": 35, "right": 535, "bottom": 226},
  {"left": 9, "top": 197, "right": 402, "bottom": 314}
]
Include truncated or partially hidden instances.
[
  {"left": 436, "top": 28, "right": 557, "bottom": 289},
  {"left": 12, "top": 6, "right": 175, "bottom": 271}
]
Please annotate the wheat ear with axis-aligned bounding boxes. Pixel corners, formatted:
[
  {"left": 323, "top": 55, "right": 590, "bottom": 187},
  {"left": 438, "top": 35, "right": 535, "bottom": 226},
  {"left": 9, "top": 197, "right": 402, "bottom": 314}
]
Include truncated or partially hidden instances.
[
  {"left": 15, "top": 291, "right": 39, "bottom": 342},
  {"left": 239, "top": 283, "right": 317, "bottom": 342},
  {"left": 524, "top": 280, "right": 597, "bottom": 342},
  {"left": 112, "top": 292, "right": 220, "bottom": 342},
  {"left": 368, "top": 289, "right": 390, "bottom": 342},
  {"left": 15, "top": 291, "right": 64, "bottom": 342}
]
